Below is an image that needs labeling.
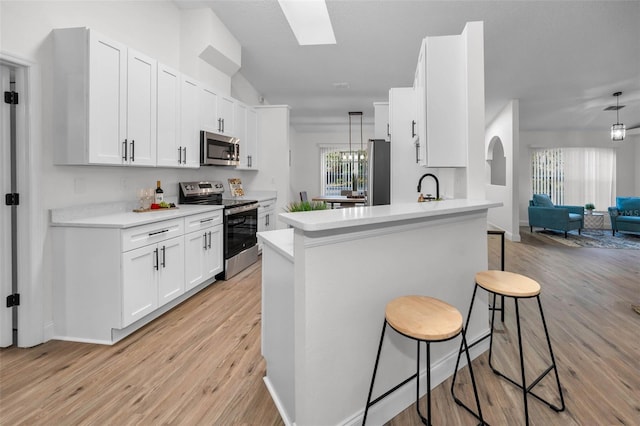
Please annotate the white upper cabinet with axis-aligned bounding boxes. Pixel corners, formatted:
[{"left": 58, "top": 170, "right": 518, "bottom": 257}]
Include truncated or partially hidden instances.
[
  {"left": 126, "top": 48, "right": 157, "bottom": 166},
  {"left": 199, "top": 86, "right": 219, "bottom": 133},
  {"left": 414, "top": 36, "right": 467, "bottom": 167},
  {"left": 180, "top": 75, "right": 200, "bottom": 168},
  {"left": 156, "top": 65, "right": 199, "bottom": 168},
  {"left": 373, "top": 102, "right": 390, "bottom": 140},
  {"left": 217, "top": 95, "right": 235, "bottom": 135},
  {"left": 235, "top": 103, "right": 259, "bottom": 170},
  {"left": 53, "top": 28, "right": 158, "bottom": 166},
  {"left": 156, "top": 64, "right": 180, "bottom": 167}
]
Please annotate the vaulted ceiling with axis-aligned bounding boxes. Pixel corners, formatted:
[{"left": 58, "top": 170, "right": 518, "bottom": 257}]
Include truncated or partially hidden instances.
[{"left": 176, "top": 1, "right": 640, "bottom": 134}]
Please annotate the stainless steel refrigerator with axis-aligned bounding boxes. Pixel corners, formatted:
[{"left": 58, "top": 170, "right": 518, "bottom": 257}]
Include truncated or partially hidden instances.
[{"left": 366, "top": 139, "right": 391, "bottom": 206}]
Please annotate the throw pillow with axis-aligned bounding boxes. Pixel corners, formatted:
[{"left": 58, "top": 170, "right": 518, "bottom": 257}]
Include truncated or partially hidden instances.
[
  {"left": 616, "top": 197, "right": 640, "bottom": 216},
  {"left": 533, "top": 194, "right": 554, "bottom": 207}
]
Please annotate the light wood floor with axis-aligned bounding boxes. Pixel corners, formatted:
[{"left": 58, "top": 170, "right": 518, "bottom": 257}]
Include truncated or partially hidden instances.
[{"left": 1, "top": 229, "right": 639, "bottom": 425}]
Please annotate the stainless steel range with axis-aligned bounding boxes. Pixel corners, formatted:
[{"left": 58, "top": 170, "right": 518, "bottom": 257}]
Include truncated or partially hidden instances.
[{"left": 179, "top": 181, "right": 259, "bottom": 280}]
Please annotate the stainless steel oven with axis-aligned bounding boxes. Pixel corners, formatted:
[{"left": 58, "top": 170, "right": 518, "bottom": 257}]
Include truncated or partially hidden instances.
[
  {"left": 179, "top": 181, "right": 259, "bottom": 280},
  {"left": 200, "top": 131, "right": 240, "bottom": 166}
]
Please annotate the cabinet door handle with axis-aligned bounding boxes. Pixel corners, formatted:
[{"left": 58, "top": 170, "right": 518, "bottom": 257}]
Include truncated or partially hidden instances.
[
  {"left": 221, "top": 118, "right": 225, "bottom": 133},
  {"left": 148, "top": 229, "right": 169, "bottom": 236},
  {"left": 200, "top": 218, "right": 213, "bottom": 223},
  {"left": 248, "top": 155, "right": 252, "bottom": 168},
  {"left": 415, "top": 141, "right": 420, "bottom": 164},
  {"left": 122, "top": 139, "right": 128, "bottom": 161},
  {"left": 161, "top": 245, "right": 166, "bottom": 268},
  {"left": 130, "top": 140, "right": 135, "bottom": 162},
  {"left": 208, "top": 231, "right": 212, "bottom": 249},
  {"left": 411, "top": 120, "right": 416, "bottom": 138},
  {"left": 387, "top": 123, "right": 390, "bottom": 137},
  {"left": 178, "top": 146, "right": 182, "bottom": 164},
  {"left": 182, "top": 147, "right": 187, "bottom": 164},
  {"left": 154, "top": 248, "right": 159, "bottom": 270},
  {"left": 203, "top": 233, "right": 207, "bottom": 250},
  {"left": 266, "top": 214, "right": 269, "bottom": 226},
  {"left": 218, "top": 118, "right": 222, "bottom": 132}
]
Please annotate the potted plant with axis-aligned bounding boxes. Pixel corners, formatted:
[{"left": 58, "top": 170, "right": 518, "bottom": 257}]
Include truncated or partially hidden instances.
[
  {"left": 284, "top": 200, "right": 328, "bottom": 212},
  {"left": 585, "top": 203, "right": 595, "bottom": 215}
]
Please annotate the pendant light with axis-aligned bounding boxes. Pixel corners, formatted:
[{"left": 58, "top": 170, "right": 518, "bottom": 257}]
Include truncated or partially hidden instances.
[
  {"left": 348, "top": 112, "right": 363, "bottom": 191},
  {"left": 610, "top": 92, "right": 625, "bottom": 141}
]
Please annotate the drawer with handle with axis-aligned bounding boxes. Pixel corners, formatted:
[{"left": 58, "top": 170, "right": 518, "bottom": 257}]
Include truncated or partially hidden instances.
[
  {"left": 184, "top": 209, "right": 223, "bottom": 233},
  {"left": 121, "top": 218, "right": 184, "bottom": 252}
]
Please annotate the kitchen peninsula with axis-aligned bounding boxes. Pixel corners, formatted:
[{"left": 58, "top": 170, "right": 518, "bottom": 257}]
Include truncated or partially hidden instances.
[{"left": 258, "top": 199, "right": 501, "bottom": 425}]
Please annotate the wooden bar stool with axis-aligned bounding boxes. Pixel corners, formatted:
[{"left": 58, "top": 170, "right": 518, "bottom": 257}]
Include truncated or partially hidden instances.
[
  {"left": 363, "top": 296, "right": 486, "bottom": 425},
  {"left": 452, "top": 271, "right": 565, "bottom": 426}
]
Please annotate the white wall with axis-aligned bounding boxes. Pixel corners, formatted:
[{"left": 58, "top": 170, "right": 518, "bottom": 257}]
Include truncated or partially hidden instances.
[
  {"left": 0, "top": 0, "right": 278, "bottom": 345},
  {"left": 518, "top": 130, "right": 638, "bottom": 225},
  {"left": 485, "top": 100, "right": 520, "bottom": 241}
]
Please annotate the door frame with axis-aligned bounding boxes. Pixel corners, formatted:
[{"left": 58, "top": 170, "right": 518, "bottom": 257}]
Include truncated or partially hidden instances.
[{"left": 1, "top": 52, "right": 45, "bottom": 347}]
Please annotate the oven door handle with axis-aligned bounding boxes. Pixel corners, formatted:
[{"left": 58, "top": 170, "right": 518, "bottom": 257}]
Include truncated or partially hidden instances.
[{"left": 225, "top": 203, "right": 258, "bottom": 216}]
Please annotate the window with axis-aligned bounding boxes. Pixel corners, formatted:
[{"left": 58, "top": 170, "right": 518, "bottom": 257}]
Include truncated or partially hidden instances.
[
  {"left": 531, "top": 147, "right": 616, "bottom": 209},
  {"left": 320, "top": 146, "right": 367, "bottom": 196}
]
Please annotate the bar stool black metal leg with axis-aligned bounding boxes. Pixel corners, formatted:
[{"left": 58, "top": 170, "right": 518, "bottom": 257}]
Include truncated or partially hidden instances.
[
  {"left": 416, "top": 341, "right": 432, "bottom": 426},
  {"left": 452, "top": 284, "right": 479, "bottom": 385},
  {"left": 514, "top": 299, "right": 530, "bottom": 426},
  {"left": 363, "top": 320, "right": 388, "bottom": 425},
  {"left": 535, "top": 295, "right": 565, "bottom": 412},
  {"left": 487, "top": 291, "right": 499, "bottom": 372}
]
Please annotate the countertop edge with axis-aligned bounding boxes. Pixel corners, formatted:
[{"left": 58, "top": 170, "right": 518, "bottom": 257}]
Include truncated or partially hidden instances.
[
  {"left": 279, "top": 200, "right": 502, "bottom": 232},
  {"left": 258, "top": 229, "right": 294, "bottom": 261}
]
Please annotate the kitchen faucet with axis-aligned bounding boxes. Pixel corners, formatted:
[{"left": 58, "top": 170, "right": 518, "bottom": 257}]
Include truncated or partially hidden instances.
[{"left": 417, "top": 173, "right": 440, "bottom": 200}]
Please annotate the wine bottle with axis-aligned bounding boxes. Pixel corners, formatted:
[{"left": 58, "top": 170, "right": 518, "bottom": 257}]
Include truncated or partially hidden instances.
[{"left": 155, "top": 180, "right": 164, "bottom": 204}]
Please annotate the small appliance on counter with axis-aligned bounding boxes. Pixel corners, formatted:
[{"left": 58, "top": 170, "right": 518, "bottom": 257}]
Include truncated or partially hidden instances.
[{"left": 179, "top": 181, "right": 259, "bottom": 280}]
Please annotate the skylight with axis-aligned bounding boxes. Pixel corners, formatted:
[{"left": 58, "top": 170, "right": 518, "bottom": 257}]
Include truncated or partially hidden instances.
[{"left": 278, "top": 0, "right": 336, "bottom": 46}]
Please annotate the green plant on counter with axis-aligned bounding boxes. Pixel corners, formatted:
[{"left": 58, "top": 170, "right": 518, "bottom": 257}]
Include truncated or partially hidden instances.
[
  {"left": 585, "top": 203, "right": 595, "bottom": 211},
  {"left": 285, "top": 200, "right": 328, "bottom": 212}
]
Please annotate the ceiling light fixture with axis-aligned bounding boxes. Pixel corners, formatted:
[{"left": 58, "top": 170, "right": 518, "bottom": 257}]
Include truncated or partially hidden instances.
[
  {"left": 610, "top": 92, "right": 625, "bottom": 141},
  {"left": 278, "top": 0, "right": 336, "bottom": 46}
]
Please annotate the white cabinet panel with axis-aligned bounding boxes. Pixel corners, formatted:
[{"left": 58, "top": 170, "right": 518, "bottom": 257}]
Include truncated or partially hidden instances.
[
  {"left": 158, "top": 236, "right": 185, "bottom": 306},
  {"left": 203, "top": 225, "right": 223, "bottom": 278},
  {"left": 126, "top": 49, "right": 157, "bottom": 166},
  {"left": 237, "top": 106, "right": 258, "bottom": 170},
  {"left": 122, "top": 244, "right": 157, "bottom": 326},
  {"left": 184, "top": 224, "right": 223, "bottom": 291},
  {"left": 373, "top": 102, "right": 390, "bottom": 140},
  {"left": 180, "top": 75, "right": 200, "bottom": 168},
  {"left": 218, "top": 95, "right": 235, "bottom": 134},
  {"left": 87, "top": 32, "right": 127, "bottom": 165},
  {"left": 200, "top": 86, "right": 219, "bottom": 133},
  {"left": 156, "top": 64, "right": 181, "bottom": 167}
]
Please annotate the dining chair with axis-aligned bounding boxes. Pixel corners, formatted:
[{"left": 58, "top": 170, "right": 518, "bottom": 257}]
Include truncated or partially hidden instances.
[{"left": 300, "top": 191, "right": 308, "bottom": 202}]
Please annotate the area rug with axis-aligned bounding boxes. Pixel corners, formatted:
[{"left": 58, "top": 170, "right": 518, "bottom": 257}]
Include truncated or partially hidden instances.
[{"left": 530, "top": 229, "right": 640, "bottom": 249}]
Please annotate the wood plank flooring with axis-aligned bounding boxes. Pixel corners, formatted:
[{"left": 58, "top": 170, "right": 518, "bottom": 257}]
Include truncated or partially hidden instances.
[{"left": 1, "top": 228, "right": 639, "bottom": 425}]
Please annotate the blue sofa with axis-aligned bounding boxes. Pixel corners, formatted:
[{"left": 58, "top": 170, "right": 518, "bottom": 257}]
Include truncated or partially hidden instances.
[
  {"left": 528, "top": 194, "right": 584, "bottom": 238},
  {"left": 608, "top": 196, "right": 640, "bottom": 236}
]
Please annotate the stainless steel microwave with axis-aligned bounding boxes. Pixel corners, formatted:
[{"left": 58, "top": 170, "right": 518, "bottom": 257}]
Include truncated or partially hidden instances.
[{"left": 200, "top": 131, "right": 240, "bottom": 166}]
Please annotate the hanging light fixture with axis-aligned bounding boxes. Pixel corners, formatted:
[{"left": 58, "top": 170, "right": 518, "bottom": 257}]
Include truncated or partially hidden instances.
[
  {"left": 610, "top": 92, "right": 625, "bottom": 141},
  {"left": 348, "top": 112, "right": 363, "bottom": 192}
]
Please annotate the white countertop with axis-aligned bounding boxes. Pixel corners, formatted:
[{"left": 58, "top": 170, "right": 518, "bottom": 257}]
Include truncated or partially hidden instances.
[
  {"left": 257, "top": 229, "right": 294, "bottom": 261},
  {"left": 279, "top": 199, "right": 502, "bottom": 232},
  {"left": 237, "top": 191, "right": 277, "bottom": 203},
  {"left": 50, "top": 204, "right": 223, "bottom": 229}
]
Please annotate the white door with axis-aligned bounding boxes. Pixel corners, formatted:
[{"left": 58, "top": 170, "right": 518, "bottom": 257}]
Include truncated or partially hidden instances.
[
  {"left": 122, "top": 245, "right": 158, "bottom": 327},
  {"left": 184, "top": 230, "right": 206, "bottom": 291},
  {"left": 158, "top": 236, "right": 185, "bottom": 307},
  {"left": 156, "top": 64, "right": 180, "bottom": 167},
  {"left": 88, "top": 32, "right": 127, "bottom": 165},
  {"left": 246, "top": 108, "right": 258, "bottom": 169},
  {"left": 127, "top": 48, "right": 157, "bottom": 166},
  {"left": 0, "top": 65, "right": 13, "bottom": 347}
]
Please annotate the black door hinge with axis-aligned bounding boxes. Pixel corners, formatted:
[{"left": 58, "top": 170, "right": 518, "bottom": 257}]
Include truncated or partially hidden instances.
[
  {"left": 4, "top": 91, "right": 19, "bottom": 105},
  {"left": 6, "top": 293, "right": 20, "bottom": 308},
  {"left": 5, "top": 193, "right": 19, "bottom": 206}
]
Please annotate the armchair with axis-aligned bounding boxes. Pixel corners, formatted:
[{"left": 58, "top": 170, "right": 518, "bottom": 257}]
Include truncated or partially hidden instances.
[
  {"left": 528, "top": 194, "right": 584, "bottom": 238},
  {"left": 608, "top": 196, "right": 640, "bottom": 236}
]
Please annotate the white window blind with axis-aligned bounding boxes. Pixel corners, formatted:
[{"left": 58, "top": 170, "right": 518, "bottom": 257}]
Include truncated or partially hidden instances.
[
  {"left": 531, "top": 147, "right": 616, "bottom": 209},
  {"left": 319, "top": 146, "right": 367, "bottom": 196}
]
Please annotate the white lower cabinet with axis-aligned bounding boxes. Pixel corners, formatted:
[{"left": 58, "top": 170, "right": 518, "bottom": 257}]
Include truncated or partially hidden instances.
[
  {"left": 52, "top": 209, "right": 223, "bottom": 344},
  {"left": 184, "top": 211, "right": 224, "bottom": 291},
  {"left": 258, "top": 198, "right": 277, "bottom": 252},
  {"left": 122, "top": 235, "right": 184, "bottom": 327}
]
